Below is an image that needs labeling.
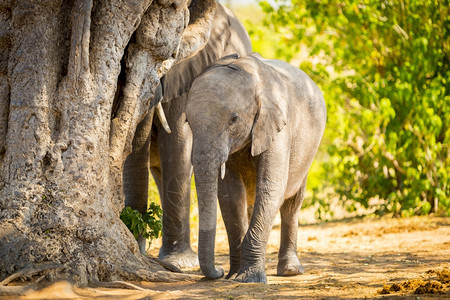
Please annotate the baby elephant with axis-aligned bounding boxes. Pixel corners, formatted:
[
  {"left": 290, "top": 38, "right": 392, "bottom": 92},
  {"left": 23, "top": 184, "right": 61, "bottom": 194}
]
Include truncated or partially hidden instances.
[{"left": 186, "top": 53, "right": 326, "bottom": 283}]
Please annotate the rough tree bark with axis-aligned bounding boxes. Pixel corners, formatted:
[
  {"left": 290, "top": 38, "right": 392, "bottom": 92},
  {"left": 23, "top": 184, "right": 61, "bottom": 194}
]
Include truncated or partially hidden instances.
[{"left": 0, "top": 0, "right": 217, "bottom": 287}]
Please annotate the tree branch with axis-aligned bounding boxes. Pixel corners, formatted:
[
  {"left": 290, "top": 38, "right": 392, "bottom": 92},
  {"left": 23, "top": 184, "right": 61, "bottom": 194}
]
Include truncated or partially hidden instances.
[
  {"left": 67, "top": 0, "right": 92, "bottom": 82},
  {"left": 174, "top": 0, "right": 217, "bottom": 63},
  {"left": 0, "top": 262, "right": 63, "bottom": 286},
  {"left": 109, "top": 1, "right": 190, "bottom": 171},
  {"left": 109, "top": 0, "right": 219, "bottom": 173},
  {"left": 0, "top": 285, "right": 36, "bottom": 297},
  {"left": 0, "top": 5, "right": 11, "bottom": 160},
  {"left": 91, "top": 279, "right": 149, "bottom": 291},
  {"left": 52, "top": 0, "right": 94, "bottom": 177},
  {"left": 89, "top": 0, "right": 152, "bottom": 90}
]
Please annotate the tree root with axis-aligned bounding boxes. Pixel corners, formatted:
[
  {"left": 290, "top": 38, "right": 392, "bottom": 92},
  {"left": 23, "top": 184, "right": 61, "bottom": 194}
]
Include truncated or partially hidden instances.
[
  {"left": 90, "top": 264, "right": 202, "bottom": 292},
  {"left": 0, "top": 262, "right": 63, "bottom": 286},
  {"left": 119, "top": 266, "right": 202, "bottom": 282},
  {"left": 0, "top": 255, "right": 200, "bottom": 298},
  {"left": 0, "top": 264, "right": 202, "bottom": 296},
  {"left": 0, "top": 284, "right": 37, "bottom": 296},
  {"left": 144, "top": 270, "right": 202, "bottom": 282},
  {"left": 0, "top": 262, "right": 64, "bottom": 296},
  {"left": 91, "top": 278, "right": 148, "bottom": 291}
]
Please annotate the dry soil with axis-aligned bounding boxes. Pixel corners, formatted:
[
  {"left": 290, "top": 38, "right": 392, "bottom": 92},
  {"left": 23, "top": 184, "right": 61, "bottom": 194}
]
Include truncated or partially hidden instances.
[{"left": 2, "top": 215, "right": 449, "bottom": 299}]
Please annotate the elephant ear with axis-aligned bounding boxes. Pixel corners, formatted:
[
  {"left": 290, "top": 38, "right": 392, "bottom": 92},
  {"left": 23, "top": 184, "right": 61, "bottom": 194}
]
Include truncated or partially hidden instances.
[{"left": 250, "top": 57, "right": 289, "bottom": 156}]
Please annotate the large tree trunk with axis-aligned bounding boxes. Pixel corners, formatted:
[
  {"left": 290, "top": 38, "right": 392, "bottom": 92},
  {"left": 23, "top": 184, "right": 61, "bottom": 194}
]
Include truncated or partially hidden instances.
[{"left": 0, "top": 0, "right": 216, "bottom": 287}]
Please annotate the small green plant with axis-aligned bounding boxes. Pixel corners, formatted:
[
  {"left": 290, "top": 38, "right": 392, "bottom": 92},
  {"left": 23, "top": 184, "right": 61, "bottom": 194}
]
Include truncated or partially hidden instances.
[{"left": 120, "top": 203, "right": 163, "bottom": 244}]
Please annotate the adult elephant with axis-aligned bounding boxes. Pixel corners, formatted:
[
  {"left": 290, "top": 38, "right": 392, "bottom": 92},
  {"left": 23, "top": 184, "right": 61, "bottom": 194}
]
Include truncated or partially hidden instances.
[{"left": 123, "top": 3, "right": 252, "bottom": 269}]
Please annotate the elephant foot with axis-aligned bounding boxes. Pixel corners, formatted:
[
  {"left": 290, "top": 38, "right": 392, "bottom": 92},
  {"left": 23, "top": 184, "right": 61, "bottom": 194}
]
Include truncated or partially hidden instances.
[
  {"left": 235, "top": 266, "right": 267, "bottom": 283},
  {"left": 159, "top": 247, "right": 199, "bottom": 269},
  {"left": 225, "top": 267, "right": 240, "bottom": 280},
  {"left": 277, "top": 256, "right": 305, "bottom": 276}
]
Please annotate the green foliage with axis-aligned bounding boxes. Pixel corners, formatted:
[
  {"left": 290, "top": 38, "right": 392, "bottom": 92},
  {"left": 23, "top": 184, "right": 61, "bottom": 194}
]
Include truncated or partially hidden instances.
[
  {"left": 120, "top": 203, "right": 163, "bottom": 242},
  {"left": 253, "top": 0, "right": 449, "bottom": 217}
]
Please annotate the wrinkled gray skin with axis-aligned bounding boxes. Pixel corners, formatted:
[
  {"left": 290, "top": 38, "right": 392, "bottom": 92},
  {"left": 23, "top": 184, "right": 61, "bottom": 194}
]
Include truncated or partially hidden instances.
[
  {"left": 123, "top": 3, "right": 252, "bottom": 268},
  {"left": 186, "top": 53, "right": 326, "bottom": 283}
]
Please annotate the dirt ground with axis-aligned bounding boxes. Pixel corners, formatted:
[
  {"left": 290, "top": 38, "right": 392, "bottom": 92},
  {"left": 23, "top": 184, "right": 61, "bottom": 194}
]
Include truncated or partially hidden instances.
[{"left": 2, "top": 214, "right": 449, "bottom": 299}]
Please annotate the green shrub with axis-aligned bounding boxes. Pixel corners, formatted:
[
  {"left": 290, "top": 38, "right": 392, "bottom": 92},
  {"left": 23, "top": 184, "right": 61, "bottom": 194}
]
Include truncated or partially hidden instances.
[
  {"left": 252, "top": 0, "right": 449, "bottom": 217},
  {"left": 120, "top": 203, "right": 163, "bottom": 243}
]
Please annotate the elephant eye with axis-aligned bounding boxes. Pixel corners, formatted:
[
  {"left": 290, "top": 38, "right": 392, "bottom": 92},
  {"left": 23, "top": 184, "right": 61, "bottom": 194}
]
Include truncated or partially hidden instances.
[{"left": 229, "top": 113, "right": 239, "bottom": 125}]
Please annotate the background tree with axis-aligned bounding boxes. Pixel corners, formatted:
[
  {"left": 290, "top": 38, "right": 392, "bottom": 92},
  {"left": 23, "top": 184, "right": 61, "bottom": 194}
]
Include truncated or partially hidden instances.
[
  {"left": 249, "top": 0, "right": 449, "bottom": 218},
  {"left": 0, "top": 0, "right": 217, "bottom": 288}
]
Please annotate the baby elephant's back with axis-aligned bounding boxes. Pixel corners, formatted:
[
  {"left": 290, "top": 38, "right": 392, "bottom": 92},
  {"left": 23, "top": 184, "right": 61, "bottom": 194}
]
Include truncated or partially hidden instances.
[{"left": 265, "top": 59, "right": 326, "bottom": 121}]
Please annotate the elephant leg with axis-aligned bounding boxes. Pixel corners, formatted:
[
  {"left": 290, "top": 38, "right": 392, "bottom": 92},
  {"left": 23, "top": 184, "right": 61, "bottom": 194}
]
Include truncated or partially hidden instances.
[
  {"left": 157, "top": 102, "right": 198, "bottom": 268},
  {"left": 236, "top": 195, "right": 282, "bottom": 283},
  {"left": 236, "top": 139, "right": 290, "bottom": 283},
  {"left": 218, "top": 168, "right": 248, "bottom": 279},
  {"left": 123, "top": 108, "right": 154, "bottom": 254},
  {"left": 277, "top": 180, "right": 306, "bottom": 276}
]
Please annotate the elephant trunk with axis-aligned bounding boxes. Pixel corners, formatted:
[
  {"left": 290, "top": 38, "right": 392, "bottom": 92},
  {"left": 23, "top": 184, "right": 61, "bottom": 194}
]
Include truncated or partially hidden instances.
[{"left": 193, "top": 152, "right": 225, "bottom": 279}]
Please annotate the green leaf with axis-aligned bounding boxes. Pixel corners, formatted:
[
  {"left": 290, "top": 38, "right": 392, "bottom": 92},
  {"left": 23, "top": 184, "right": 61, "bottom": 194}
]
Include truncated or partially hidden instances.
[{"left": 120, "top": 204, "right": 163, "bottom": 243}]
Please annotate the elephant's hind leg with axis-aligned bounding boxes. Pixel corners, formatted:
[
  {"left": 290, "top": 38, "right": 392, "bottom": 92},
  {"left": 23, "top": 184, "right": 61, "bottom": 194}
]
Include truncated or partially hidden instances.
[{"left": 277, "top": 181, "right": 306, "bottom": 276}]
